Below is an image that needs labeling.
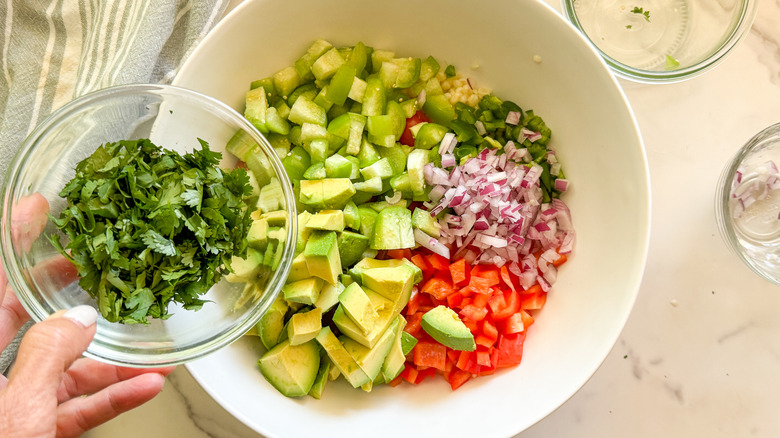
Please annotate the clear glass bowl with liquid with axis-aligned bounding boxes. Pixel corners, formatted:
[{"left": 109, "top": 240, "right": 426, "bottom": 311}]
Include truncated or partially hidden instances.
[
  {"left": 716, "top": 123, "right": 780, "bottom": 285},
  {"left": 562, "top": 0, "right": 757, "bottom": 83}
]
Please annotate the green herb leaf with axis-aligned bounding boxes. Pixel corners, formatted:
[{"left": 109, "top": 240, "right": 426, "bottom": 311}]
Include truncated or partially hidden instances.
[
  {"left": 49, "top": 139, "right": 252, "bottom": 324},
  {"left": 630, "top": 6, "right": 650, "bottom": 22}
]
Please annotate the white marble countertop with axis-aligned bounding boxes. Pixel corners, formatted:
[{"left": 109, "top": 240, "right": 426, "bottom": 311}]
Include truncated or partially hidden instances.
[{"left": 85, "top": 0, "right": 780, "bottom": 437}]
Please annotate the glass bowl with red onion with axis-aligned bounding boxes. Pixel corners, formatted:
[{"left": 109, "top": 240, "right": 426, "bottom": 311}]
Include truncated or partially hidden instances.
[{"left": 716, "top": 122, "right": 780, "bottom": 284}]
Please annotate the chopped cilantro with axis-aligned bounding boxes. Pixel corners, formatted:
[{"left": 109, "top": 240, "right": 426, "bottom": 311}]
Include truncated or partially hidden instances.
[
  {"left": 626, "top": 25, "right": 633, "bottom": 29},
  {"left": 665, "top": 54, "right": 680, "bottom": 70},
  {"left": 49, "top": 138, "right": 252, "bottom": 324},
  {"left": 631, "top": 6, "right": 650, "bottom": 22}
]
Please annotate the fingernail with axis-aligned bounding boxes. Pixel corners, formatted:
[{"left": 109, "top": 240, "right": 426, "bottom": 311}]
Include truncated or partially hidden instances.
[{"left": 63, "top": 305, "right": 98, "bottom": 327}]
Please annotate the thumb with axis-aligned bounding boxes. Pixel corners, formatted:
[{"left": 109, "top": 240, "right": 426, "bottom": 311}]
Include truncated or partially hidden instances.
[{"left": 7, "top": 305, "right": 98, "bottom": 397}]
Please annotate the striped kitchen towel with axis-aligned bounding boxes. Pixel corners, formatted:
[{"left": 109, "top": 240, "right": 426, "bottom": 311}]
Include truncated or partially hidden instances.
[{"left": 0, "top": 0, "right": 229, "bottom": 374}]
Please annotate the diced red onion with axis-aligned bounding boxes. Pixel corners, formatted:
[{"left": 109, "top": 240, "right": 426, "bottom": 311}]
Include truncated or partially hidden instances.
[
  {"left": 505, "top": 111, "right": 521, "bottom": 125},
  {"left": 441, "top": 153, "right": 457, "bottom": 168}
]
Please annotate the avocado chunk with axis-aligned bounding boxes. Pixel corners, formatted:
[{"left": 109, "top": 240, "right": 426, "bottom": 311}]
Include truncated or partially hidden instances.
[
  {"left": 338, "top": 283, "right": 380, "bottom": 335},
  {"left": 308, "top": 357, "right": 331, "bottom": 400},
  {"left": 369, "top": 206, "right": 414, "bottom": 250},
  {"left": 299, "top": 178, "right": 356, "bottom": 210},
  {"left": 257, "top": 294, "right": 289, "bottom": 349},
  {"left": 421, "top": 305, "right": 476, "bottom": 351},
  {"left": 305, "top": 209, "right": 345, "bottom": 231},
  {"left": 401, "top": 331, "right": 418, "bottom": 356},
  {"left": 225, "top": 248, "right": 264, "bottom": 282},
  {"left": 360, "top": 264, "right": 418, "bottom": 313},
  {"left": 304, "top": 230, "right": 342, "bottom": 284},
  {"left": 315, "top": 327, "right": 371, "bottom": 388},
  {"left": 332, "top": 288, "right": 396, "bottom": 348},
  {"left": 349, "top": 257, "right": 423, "bottom": 285},
  {"left": 257, "top": 339, "right": 321, "bottom": 397},
  {"left": 295, "top": 211, "right": 313, "bottom": 255},
  {"left": 287, "top": 253, "right": 311, "bottom": 282},
  {"left": 337, "top": 231, "right": 370, "bottom": 267},
  {"left": 247, "top": 218, "right": 269, "bottom": 250},
  {"left": 340, "top": 316, "right": 401, "bottom": 381},
  {"left": 381, "top": 315, "right": 408, "bottom": 382},
  {"left": 261, "top": 210, "right": 288, "bottom": 227},
  {"left": 314, "top": 281, "right": 344, "bottom": 312},
  {"left": 282, "top": 277, "right": 323, "bottom": 305},
  {"left": 287, "top": 307, "right": 323, "bottom": 345}
]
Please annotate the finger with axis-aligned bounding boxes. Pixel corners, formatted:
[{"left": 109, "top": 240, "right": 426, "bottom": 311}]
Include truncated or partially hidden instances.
[
  {"left": 57, "top": 359, "right": 175, "bottom": 402},
  {"left": 6, "top": 305, "right": 97, "bottom": 398},
  {"left": 11, "top": 192, "right": 50, "bottom": 253},
  {"left": 0, "top": 284, "right": 30, "bottom": 349},
  {"left": 55, "top": 372, "right": 166, "bottom": 438}
]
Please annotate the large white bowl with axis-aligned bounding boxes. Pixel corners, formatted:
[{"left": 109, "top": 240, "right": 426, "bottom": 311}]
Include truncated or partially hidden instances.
[{"left": 173, "top": 0, "right": 651, "bottom": 436}]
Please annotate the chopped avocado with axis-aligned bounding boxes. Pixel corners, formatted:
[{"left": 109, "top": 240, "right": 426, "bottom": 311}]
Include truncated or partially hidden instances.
[
  {"left": 370, "top": 206, "right": 414, "bottom": 250},
  {"left": 287, "top": 307, "right": 323, "bottom": 345},
  {"left": 305, "top": 209, "right": 345, "bottom": 231},
  {"left": 282, "top": 277, "right": 324, "bottom": 305},
  {"left": 258, "top": 339, "right": 320, "bottom": 397},
  {"left": 337, "top": 231, "right": 370, "bottom": 267},
  {"left": 340, "top": 316, "right": 401, "bottom": 381},
  {"left": 421, "top": 305, "right": 476, "bottom": 351},
  {"left": 299, "top": 178, "right": 356, "bottom": 210},
  {"left": 304, "top": 230, "right": 341, "bottom": 284},
  {"left": 332, "top": 288, "right": 396, "bottom": 348},
  {"left": 308, "top": 357, "right": 331, "bottom": 400},
  {"left": 338, "top": 283, "right": 380, "bottom": 335},
  {"left": 360, "top": 264, "right": 418, "bottom": 312},
  {"left": 247, "top": 218, "right": 269, "bottom": 250},
  {"left": 295, "top": 211, "right": 313, "bottom": 255},
  {"left": 349, "top": 257, "right": 423, "bottom": 284},
  {"left": 381, "top": 315, "right": 408, "bottom": 381},
  {"left": 401, "top": 331, "right": 418, "bottom": 356},
  {"left": 261, "top": 210, "right": 288, "bottom": 227},
  {"left": 314, "top": 281, "right": 344, "bottom": 312},
  {"left": 411, "top": 207, "right": 441, "bottom": 238},
  {"left": 257, "top": 294, "right": 289, "bottom": 350},
  {"left": 225, "top": 248, "right": 264, "bottom": 282},
  {"left": 287, "top": 253, "right": 311, "bottom": 282},
  {"left": 315, "top": 327, "right": 371, "bottom": 388}
]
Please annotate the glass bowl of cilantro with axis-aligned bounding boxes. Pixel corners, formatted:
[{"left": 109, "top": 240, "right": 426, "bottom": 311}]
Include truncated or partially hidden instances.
[{"left": 0, "top": 84, "right": 297, "bottom": 367}]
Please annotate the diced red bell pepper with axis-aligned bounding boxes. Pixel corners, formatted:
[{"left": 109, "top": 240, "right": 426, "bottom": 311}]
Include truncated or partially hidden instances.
[
  {"left": 491, "top": 290, "right": 520, "bottom": 320},
  {"left": 413, "top": 341, "right": 448, "bottom": 371},
  {"left": 504, "top": 312, "right": 526, "bottom": 334},
  {"left": 496, "top": 332, "right": 526, "bottom": 368},
  {"left": 421, "top": 277, "right": 455, "bottom": 300},
  {"left": 460, "top": 304, "right": 488, "bottom": 322},
  {"left": 447, "top": 369, "right": 471, "bottom": 390},
  {"left": 426, "top": 253, "right": 450, "bottom": 271},
  {"left": 448, "top": 258, "right": 470, "bottom": 286}
]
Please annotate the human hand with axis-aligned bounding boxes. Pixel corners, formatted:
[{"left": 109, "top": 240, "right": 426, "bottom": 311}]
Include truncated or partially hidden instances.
[{"left": 0, "top": 194, "right": 174, "bottom": 438}]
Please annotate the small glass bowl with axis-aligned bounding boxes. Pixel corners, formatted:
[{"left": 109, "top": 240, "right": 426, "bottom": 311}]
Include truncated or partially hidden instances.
[
  {"left": 0, "top": 84, "right": 297, "bottom": 367},
  {"left": 562, "top": 0, "right": 757, "bottom": 83},
  {"left": 716, "top": 123, "right": 780, "bottom": 285}
]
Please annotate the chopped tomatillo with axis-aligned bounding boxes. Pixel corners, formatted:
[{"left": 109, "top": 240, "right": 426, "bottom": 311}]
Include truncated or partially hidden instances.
[{"left": 49, "top": 138, "right": 253, "bottom": 324}]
